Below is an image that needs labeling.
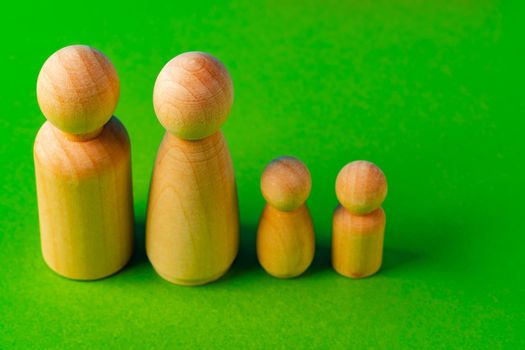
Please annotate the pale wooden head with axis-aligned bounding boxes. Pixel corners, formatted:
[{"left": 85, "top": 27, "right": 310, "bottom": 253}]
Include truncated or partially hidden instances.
[
  {"left": 153, "top": 52, "right": 234, "bottom": 140},
  {"left": 261, "top": 156, "right": 312, "bottom": 211},
  {"left": 336, "top": 160, "right": 387, "bottom": 214},
  {"left": 36, "top": 45, "right": 120, "bottom": 135}
]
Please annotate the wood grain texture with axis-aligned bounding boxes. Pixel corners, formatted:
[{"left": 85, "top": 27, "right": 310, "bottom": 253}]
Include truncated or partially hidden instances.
[
  {"left": 257, "top": 156, "right": 314, "bottom": 278},
  {"left": 335, "top": 160, "right": 387, "bottom": 215},
  {"left": 332, "top": 161, "right": 388, "bottom": 279},
  {"left": 147, "top": 52, "right": 238, "bottom": 285},
  {"left": 260, "top": 156, "right": 312, "bottom": 212},
  {"left": 34, "top": 117, "right": 134, "bottom": 280},
  {"left": 146, "top": 131, "right": 239, "bottom": 285},
  {"left": 332, "top": 206, "right": 385, "bottom": 279},
  {"left": 257, "top": 204, "right": 315, "bottom": 278},
  {"left": 36, "top": 45, "right": 120, "bottom": 135},
  {"left": 153, "top": 52, "right": 233, "bottom": 140}
]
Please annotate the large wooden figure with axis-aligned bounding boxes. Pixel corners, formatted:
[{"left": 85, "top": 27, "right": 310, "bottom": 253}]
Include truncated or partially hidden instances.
[
  {"left": 34, "top": 45, "right": 134, "bottom": 280},
  {"left": 146, "top": 52, "right": 239, "bottom": 286}
]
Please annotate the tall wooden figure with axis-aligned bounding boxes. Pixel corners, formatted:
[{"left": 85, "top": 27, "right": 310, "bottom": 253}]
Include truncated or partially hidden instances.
[
  {"left": 146, "top": 52, "right": 239, "bottom": 286},
  {"left": 332, "top": 160, "right": 387, "bottom": 278},
  {"left": 34, "top": 45, "right": 134, "bottom": 280}
]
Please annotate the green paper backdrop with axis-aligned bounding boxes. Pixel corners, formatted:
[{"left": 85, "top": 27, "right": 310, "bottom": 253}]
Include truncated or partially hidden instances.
[{"left": 1, "top": 1, "right": 524, "bottom": 348}]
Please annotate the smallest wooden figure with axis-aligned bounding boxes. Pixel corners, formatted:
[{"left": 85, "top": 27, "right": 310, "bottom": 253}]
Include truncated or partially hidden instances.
[
  {"left": 257, "top": 156, "right": 315, "bottom": 278},
  {"left": 332, "top": 160, "right": 388, "bottom": 278}
]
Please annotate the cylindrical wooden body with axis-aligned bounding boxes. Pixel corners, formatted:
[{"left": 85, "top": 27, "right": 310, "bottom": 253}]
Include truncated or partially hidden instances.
[
  {"left": 332, "top": 206, "right": 385, "bottom": 278},
  {"left": 256, "top": 204, "right": 315, "bottom": 278},
  {"left": 34, "top": 117, "right": 134, "bottom": 280},
  {"left": 146, "top": 131, "right": 239, "bottom": 285}
]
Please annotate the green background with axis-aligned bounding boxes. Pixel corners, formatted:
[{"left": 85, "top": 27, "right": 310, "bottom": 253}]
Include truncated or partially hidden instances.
[{"left": 1, "top": 1, "right": 524, "bottom": 348}]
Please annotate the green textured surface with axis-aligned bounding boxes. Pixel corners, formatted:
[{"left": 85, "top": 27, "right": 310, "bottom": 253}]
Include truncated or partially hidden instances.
[{"left": 1, "top": 1, "right": 524, "bottom": 348}]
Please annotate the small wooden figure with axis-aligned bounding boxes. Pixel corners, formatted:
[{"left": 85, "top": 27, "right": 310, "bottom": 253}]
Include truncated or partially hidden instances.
[
  {"left": 332, "top": 160, "right": 387, "bottom": 278},
  {"left": 146, "top": 52, "right": 239, "bottom": 286},
  {"left": 34, "top": 45, "right": 134, "bottom": 280},
  {"left": 257, "top": 156, "right": 315, "bottom": 278}
]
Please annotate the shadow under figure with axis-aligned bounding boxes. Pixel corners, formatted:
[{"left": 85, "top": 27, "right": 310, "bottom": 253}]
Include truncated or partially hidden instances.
[
  {"left": 130, "top": 216, "right": 147, "bottom": 266},
  {"left": 208, "top": 225, "right": 259, "bottom": 284},
  {"left": 300, "top": 238, "right": 331, "bottom": 277},
  {"left": 380, "top": 248, "right": 420, "bottom": 275}
]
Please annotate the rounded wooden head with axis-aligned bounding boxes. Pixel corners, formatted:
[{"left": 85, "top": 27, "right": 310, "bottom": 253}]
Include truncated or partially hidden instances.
[
  {"left": 36, "top": 45, "right": 120, "bottom": 135},
  {"left": 336, "top": 160, "right": 387, "bottom": 214},
  {"left": 261, "top": 156, "right": 312, "bottom": 211},
  {"left": 153, "top": 52, "right": 234, "bottom": 140}
]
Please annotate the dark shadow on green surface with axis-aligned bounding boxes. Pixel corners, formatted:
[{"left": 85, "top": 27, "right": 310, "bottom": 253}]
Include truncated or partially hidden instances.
[
  {"left": 130, "top": 216, "right": 147, "bottom": 266},
  {"left": 217, "top": 225, "right": 260, "bottom": 283},
  {"left": 101, "top": 215, "right": 149, "bottom": 279},
  {"left": 377, "top": 217, "right": 464, "bottom": 277},
  {"left": 124, "top": 218, "right": 427, "bottom": 281},
  {"left": 225, "top": 226, "right": 337, "bottom": 281},
  {"left": 237, "top": 225, "right": 259, "bottom": 269},
  {"left": 380, "top": 248, "right": 419, "bottom": 274},
  {"left": 303, "top": 238, "right": 331, "bottom": 276},
  {"left": 122, "top": 221, "right": 261, "bottom": 284},
  {"left": 223, "top": 229, "right": 334, "bottom": 281}
]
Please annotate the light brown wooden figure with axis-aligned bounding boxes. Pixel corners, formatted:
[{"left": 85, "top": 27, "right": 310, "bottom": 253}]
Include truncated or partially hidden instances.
[
  {"left": 257, "top": 157, "right": 315, "bottom": 278},
  {"left": 34, "top": 45, "right": 133, "bottom": 280},
  {"left": 146, "top": 52, "right": 239, "bottom": 286},
  {"left": 332, "top": 160, "right": 387, "bottom": 278},
  {"left": 332, "top": 206, "right": 386, "bottom": 278},
  {"left": 335, "top": 160, "right": 387, "bottom": 215}
]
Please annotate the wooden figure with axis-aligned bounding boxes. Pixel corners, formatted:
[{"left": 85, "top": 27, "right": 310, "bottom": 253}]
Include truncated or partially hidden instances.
[
  {"left": 34, "top": 45, "right": 134, "bottom": 280},
  {"left": 146, "top": 52, "right": 239, "bottom": 286},
  {"left": 332, "top": 160, "right": 387, "bottom": 278},
  {"left": 257, "top": 156, "right": 315, "bottom": 278}
]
